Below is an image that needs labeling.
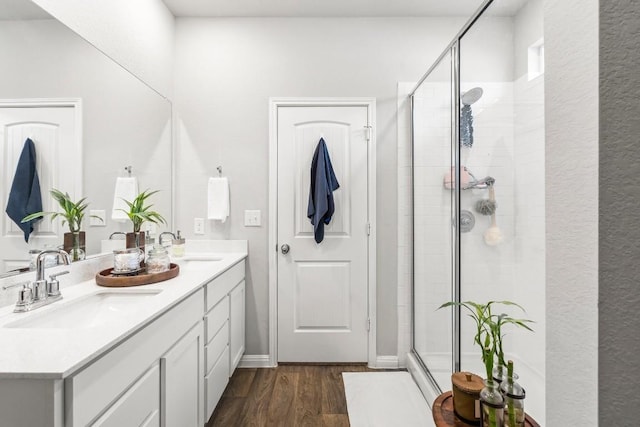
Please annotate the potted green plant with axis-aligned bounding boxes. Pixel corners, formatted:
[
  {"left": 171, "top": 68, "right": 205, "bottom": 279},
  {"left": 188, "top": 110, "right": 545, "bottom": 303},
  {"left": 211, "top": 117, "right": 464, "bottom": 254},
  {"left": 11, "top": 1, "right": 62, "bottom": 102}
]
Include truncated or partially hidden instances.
[
  {"left": 119, "top": 189, "right": 166, "bottom": 251},
  {"left": 438, "top": 300, "right": 533, "bottom": 427},
  {"left": 22, "top": 188, "right": 102, "bottom": 261}
]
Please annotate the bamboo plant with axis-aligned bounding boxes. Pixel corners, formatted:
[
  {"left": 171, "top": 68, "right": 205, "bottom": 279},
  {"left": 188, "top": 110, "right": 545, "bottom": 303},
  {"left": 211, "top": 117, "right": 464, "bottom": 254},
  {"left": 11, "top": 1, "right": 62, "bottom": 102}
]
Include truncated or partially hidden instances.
[
  {"left": 120, "top": 189, "right": 166, "bottom": 233},
  {"left": 22, "top": 188, "right": 101, "bottom": 233},
  {"left": 22, "top": 189, "right": 103, "bottom": 261},
  {"left": 439, "top": 300, "right": 533, "bottom": 426}
]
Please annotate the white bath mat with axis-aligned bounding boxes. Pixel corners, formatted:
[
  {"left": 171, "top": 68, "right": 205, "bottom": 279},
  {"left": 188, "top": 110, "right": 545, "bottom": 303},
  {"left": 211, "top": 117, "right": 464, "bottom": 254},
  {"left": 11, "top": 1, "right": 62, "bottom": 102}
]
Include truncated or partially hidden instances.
[{"left": 342, "top": 372, "right": 435, "bottom": 427}]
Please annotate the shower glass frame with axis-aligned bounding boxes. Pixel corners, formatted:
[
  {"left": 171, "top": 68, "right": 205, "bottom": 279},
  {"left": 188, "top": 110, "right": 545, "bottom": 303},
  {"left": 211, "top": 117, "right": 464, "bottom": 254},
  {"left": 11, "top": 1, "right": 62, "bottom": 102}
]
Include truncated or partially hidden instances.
[{"left": 410, "top": 0, "right": 497, "bottom": 392}]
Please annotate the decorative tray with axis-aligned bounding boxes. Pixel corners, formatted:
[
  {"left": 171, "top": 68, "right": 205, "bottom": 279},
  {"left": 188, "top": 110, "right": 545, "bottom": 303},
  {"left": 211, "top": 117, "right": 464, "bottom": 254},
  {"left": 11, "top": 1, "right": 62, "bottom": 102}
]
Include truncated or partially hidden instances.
[
  {"left": 432, "top": 391, "right": 540, "bottom": 427},
  {"left": 95, "top": 263, "right": 180, "bottom": 287}
]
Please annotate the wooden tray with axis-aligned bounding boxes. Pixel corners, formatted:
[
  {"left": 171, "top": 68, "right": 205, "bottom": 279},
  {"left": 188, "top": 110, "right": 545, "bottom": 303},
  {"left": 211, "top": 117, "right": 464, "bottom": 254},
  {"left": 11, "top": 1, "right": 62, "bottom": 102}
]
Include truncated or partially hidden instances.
[
  {"left": 96, "top": 263, "right": 180, "bottom": 287},
  {"left": 433, "top": 391, "right": 540, "bottom": 427}
]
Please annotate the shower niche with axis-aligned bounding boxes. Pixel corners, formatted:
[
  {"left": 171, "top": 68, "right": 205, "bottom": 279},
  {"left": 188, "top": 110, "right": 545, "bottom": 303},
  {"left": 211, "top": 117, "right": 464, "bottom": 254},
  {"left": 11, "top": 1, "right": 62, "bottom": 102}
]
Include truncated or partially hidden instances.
[{"left": 408, "top": 0, "right": 545, "bottom": 423}]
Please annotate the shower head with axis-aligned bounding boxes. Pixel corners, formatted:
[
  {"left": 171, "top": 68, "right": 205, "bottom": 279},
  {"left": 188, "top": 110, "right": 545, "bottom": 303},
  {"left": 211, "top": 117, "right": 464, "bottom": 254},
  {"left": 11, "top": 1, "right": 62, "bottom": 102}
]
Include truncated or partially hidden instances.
[{"left": 461, "top": 87, "right": 483, "bottom": 105}]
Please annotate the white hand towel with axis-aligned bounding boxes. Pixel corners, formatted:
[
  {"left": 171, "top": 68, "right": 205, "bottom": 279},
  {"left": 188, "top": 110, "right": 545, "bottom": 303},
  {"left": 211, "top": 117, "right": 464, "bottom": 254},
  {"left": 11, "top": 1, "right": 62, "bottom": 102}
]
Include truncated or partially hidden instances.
[
  {"left": 207, "top": 177, "right": 229, "bottom": 222},
  {"left": 111, "top": 177, "right": 138, "bottom": 222}
]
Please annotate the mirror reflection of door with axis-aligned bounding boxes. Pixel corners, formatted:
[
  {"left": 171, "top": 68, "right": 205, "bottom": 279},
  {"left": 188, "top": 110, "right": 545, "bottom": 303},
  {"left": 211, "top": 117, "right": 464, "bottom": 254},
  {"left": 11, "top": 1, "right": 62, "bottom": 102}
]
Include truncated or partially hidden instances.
[{"left": 0, "top": 100, "right": 81, "bottom": 272}]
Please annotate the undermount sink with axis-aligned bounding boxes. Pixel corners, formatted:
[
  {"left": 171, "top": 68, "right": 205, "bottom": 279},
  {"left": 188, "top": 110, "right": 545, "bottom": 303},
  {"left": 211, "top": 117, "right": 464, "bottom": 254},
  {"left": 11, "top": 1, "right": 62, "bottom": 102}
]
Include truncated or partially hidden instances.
[
  {"left": 4, "top": 289, "right": 162, "bottom": 329},
  {"left": 180, "top": 255, "right": 223, "bottom": 262}
]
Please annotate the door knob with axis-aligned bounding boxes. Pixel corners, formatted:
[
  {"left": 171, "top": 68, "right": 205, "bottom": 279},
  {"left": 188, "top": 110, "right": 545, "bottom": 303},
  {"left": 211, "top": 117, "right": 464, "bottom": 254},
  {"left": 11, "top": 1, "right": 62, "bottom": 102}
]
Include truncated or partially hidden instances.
[{"left": 281, "top": 244, "right": 290, "bottom": 254}]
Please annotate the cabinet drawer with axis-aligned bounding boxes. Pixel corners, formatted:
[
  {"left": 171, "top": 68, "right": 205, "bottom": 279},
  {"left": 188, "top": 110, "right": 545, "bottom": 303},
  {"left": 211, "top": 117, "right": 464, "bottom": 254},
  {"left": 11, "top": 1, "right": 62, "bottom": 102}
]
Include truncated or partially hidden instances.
[
  {"left": 206, "top": 321, "right": 228, "bottom": 374},
  {"left": 206, "top": 260, "right": 245, "bottom": 311},
  {"left": 91, "top": 363, "right": 160, "bottom": 427},
  {"left": 205, "top": 295, "right": 229, "bottom": 343},
  {"left": 205, "top": 347, "right": 230, "bottom": 420}
]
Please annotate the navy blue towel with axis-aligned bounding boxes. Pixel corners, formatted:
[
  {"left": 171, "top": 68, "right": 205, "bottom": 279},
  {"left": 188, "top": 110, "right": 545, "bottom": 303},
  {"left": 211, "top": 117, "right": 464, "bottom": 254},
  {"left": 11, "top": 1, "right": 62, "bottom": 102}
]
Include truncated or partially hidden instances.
[
  {"left": 5, "top": 138, "right": 43, "bottom": 242},
  {"left": 307, "top": 138, "right": 340, "bottom": 243}
]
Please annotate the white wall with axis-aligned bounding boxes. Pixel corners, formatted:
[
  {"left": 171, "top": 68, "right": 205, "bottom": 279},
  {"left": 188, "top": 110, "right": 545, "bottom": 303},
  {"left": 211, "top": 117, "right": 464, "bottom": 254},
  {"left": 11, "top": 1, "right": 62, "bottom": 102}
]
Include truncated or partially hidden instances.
[
  {"left": 512, "top": 0, "right": 545, "bottom": 420},
  {"left": 31, "top": 0, "right": 175, "bottom": 99},
  {"left": 545, "top": 0, "right": 599, "bottom": 425},
  {"left": 173, "top": 17, "right": 464, "bottom": 357}
]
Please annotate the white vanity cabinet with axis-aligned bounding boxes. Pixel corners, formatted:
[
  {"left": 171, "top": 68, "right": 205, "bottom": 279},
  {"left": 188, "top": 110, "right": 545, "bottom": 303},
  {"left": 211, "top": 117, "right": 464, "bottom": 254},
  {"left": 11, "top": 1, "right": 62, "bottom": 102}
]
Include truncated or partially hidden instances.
[
  {"left": 203, "top": 260, "right": 245, "bottom": 421},
  {"left": 229, "top": 279, "right": 245, "bottom": 374},
  {"left": 66, "top": 289, "right": 204, "bottom": 427},
  {"left": 0, "top": 255, "right": 247, "bottom": 427}
]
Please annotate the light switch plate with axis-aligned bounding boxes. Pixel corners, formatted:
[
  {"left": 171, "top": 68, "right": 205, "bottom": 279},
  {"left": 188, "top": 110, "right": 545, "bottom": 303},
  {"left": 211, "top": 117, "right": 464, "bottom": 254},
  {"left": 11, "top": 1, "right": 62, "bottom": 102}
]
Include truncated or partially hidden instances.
[
  {"left": 244, "top": 210, "right": 261, "bottom": 227},
  {"left": 89, "top": 210, "right": 106, "bottom": 227},
  {"left": 194, "top": 218, "right": 205, "bottom": 235}
]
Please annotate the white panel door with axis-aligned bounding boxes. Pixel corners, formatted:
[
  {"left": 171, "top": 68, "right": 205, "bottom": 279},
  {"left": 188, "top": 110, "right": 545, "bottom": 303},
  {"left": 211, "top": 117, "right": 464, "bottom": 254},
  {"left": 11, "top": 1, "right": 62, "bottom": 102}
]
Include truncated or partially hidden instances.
[
  {"left": 277, "top": 104, "right": 370, "bottom": 362},
  {"left": 0, "top": 103, "right": 80, "bottom": 272}
]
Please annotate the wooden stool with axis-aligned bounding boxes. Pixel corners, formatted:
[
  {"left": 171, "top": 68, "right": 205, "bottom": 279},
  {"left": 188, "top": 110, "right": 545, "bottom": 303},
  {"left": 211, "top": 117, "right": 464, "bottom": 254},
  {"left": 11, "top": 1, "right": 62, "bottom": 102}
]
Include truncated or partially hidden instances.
[{"left": 432, "top": 391, "right": 540, "bottom": 427}]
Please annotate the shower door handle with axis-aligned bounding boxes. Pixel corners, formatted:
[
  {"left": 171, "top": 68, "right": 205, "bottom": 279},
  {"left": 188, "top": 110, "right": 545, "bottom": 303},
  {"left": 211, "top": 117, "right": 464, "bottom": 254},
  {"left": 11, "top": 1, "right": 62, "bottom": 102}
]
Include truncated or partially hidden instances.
[{"left": 280, "top": 244, "right": 290, "bottom": 254}]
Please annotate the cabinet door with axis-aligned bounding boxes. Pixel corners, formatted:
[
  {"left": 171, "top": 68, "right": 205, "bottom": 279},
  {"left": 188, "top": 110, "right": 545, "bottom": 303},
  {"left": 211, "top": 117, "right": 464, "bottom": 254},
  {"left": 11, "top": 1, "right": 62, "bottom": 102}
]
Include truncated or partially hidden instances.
[
  {"left": 161, "top": 322, "right": 204, "bottom": 427},
  {"left": 92, "top": 363, "right": 160, "bottom": 427},
  {"left": 229, "top": 280, "right": 245, "bottom": 375}
]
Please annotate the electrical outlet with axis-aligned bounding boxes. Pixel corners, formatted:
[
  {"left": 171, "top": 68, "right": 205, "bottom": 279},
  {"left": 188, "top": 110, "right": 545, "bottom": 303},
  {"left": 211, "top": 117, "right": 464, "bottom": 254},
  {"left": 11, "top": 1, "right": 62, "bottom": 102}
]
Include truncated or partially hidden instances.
[
  {"left": 89, "top": 210, "right": 106, "bottom": 227},
  {"left": 194, "top": 218, "right": 204, "bottom": 235},
  {"left": 244, "top": 210, "right": 261, "bottom": 227}
]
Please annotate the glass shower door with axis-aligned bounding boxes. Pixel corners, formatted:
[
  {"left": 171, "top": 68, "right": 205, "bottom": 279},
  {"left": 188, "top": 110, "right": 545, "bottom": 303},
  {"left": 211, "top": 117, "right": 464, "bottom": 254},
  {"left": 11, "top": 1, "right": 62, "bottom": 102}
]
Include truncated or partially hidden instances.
[
  {"left": 411, "top": 50, "right": 454, "bottom": 392},
  {"left": 458, "top": 0, "right": 545, "bottom": 420}
]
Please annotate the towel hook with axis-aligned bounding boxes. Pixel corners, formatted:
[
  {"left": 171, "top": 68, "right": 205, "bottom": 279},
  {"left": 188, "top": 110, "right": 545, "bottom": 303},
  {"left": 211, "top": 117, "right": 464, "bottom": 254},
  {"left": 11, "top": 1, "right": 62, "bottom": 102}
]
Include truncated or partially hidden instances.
[
  {"left": 124, "top": 166, "right": 132, "bottom": 177},
  {"left": 216, "top": 166, "right": 222, "bottom": 177}
]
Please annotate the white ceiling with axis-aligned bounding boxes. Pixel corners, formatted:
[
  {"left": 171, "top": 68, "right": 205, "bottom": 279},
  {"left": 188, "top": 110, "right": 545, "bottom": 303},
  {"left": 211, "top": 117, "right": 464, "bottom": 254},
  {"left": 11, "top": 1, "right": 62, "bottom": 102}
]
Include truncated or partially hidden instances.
[
  {"left": 0, "top": 0, "right": 528, "bottom": 21},
  {"left": 162, "top": 0, "right": 528, "bottom": 18}
]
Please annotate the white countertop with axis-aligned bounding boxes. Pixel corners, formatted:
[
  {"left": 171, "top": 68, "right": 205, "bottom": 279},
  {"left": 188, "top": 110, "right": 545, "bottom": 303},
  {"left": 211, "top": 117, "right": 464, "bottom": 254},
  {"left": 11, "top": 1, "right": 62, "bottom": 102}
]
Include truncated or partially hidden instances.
[{"left": 0, "top": 250, "right": 247, "bottom": 379}]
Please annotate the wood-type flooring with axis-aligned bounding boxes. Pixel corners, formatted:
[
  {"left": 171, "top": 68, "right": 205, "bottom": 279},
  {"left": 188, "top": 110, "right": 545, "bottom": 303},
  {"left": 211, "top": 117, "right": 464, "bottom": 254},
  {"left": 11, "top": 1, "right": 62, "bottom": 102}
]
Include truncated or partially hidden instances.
[{"left": 207, "top": 364, "right": 381, "bottom": 427}]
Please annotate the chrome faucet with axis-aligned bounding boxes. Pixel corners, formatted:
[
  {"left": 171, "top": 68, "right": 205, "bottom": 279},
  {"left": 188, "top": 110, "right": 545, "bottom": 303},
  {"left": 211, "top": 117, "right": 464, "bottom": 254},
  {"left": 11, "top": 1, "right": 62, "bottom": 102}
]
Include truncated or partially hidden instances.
[
  {"left": 2, "top": 249, "right": 71, "bottom": 313},
  {"left": 158, "top": 232, "right": 176, "bottom": 247}
]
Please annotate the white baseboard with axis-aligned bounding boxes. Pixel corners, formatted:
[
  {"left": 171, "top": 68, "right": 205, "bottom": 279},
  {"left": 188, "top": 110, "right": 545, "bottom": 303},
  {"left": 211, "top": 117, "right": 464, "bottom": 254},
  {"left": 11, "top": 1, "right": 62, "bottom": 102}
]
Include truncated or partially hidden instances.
[
  {"left": 371, "top": 355, "right": 400, "bottom": 369},
  {"left": 238, "top": 354, "right": 274, "bottom": 368},
  {"left": 238, "top": 354, "right": 400, "bottom": 369}
]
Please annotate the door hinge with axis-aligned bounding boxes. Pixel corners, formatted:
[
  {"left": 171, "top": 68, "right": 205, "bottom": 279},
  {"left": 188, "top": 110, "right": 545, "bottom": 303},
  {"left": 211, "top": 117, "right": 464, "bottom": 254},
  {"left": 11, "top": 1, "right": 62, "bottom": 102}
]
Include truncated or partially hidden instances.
[
  {"left": 364, "top": 126, "right": 372, "bottom": 142},
  {"left": 366, "top": 222, "right": 371, "bottom": 236},
  {"left": 367, "top": 318, "right": 371, "bottom": 332}
]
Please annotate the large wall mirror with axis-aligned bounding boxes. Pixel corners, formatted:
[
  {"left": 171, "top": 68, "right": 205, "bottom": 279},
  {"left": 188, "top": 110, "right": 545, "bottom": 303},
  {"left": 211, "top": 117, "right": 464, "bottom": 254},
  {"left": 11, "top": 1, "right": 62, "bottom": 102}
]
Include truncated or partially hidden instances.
[{"left": 0, "top": 0, "right": 173, "bottom": 275}]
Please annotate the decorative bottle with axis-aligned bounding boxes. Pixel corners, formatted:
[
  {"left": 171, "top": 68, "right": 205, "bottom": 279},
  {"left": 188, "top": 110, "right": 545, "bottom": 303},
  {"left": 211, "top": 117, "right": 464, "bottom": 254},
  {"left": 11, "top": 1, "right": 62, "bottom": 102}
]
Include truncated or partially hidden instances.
[
  {"left": 146, "top": 244, "right": 170, "bottom": 274},
  {"left": 492, "top": 363, "right": 507, "bottom": 385},
  {"left": 480, "top": 379, "right": 504, "bottom": 427},
  {"left": 172, "top": 230, "right": 185, "bottom": 258},
  {"left": 500, "top": 360, "right": 526, "bottom": 427}
]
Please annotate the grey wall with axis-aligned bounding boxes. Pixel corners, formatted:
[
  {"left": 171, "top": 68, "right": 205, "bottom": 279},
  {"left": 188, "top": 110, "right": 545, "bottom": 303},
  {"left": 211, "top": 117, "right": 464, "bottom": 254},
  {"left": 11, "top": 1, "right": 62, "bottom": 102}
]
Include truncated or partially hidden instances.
[
  {"left": 173, "top": 17, "right": 464, "bottom": 357},
  {"left": 599, "top": 0, "right": 640, "bottom": 423}
]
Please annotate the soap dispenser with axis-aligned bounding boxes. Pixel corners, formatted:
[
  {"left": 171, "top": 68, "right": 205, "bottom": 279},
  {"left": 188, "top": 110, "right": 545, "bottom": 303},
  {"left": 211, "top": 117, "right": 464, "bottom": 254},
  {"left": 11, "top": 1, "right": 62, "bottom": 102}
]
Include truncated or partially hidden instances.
[{"left": 172, "top": 230, "right": 185, "bottom": 258}]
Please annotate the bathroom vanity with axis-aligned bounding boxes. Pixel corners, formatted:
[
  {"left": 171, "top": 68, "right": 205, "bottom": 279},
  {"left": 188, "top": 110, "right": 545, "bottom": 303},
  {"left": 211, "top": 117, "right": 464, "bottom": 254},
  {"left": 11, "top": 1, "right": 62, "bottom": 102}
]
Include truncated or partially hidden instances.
[{"left": 0, "top": 247, "right": 246, "bottom": 427}]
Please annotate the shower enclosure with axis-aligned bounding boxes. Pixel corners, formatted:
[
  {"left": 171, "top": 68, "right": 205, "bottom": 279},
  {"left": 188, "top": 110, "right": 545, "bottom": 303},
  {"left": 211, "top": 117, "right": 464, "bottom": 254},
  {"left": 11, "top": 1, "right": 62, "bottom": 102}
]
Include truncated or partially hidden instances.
[{"left": 409, "top": 0, "right": 545, "bottom": 422}]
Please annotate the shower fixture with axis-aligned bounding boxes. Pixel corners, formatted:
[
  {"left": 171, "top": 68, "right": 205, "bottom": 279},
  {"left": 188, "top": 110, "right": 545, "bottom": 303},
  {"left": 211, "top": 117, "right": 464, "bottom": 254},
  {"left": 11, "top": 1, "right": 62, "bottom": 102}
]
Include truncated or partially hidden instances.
[{"left": 461, "top": 87, "right": 483, "bottom": 105}]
